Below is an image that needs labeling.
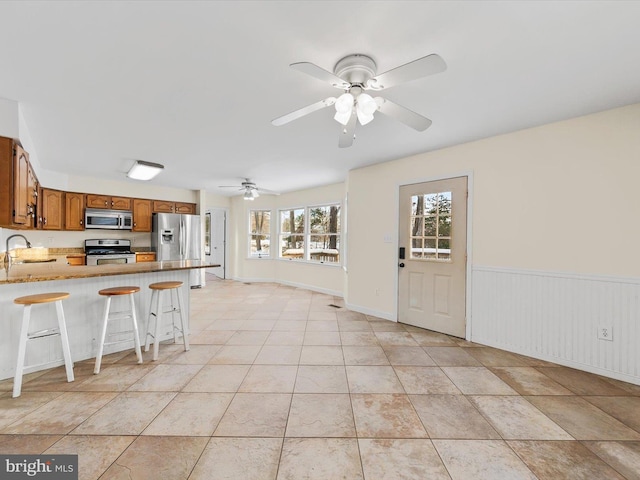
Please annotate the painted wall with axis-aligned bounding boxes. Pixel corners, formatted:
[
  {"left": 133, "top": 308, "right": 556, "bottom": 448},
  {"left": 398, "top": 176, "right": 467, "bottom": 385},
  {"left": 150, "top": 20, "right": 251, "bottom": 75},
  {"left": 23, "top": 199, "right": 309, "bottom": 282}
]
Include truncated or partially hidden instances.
[
  {"left": 226, "top": 182, "right": 346, "bottom": 296},
  {"left": 0, "top": 97, "right": 19, "bottom": 139},
  {"left": 346, "top": 102, "right": 640, "bottom": 383},
  {"left": 347, "top": 103, "right": 640, "bottom": 314}
]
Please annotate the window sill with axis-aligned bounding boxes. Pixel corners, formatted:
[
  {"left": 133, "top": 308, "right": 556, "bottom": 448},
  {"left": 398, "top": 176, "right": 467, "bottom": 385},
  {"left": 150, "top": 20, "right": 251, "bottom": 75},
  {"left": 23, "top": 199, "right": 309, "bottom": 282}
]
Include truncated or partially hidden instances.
[{"left": 276, "top": 258, "right": 342, "bottom": 268}]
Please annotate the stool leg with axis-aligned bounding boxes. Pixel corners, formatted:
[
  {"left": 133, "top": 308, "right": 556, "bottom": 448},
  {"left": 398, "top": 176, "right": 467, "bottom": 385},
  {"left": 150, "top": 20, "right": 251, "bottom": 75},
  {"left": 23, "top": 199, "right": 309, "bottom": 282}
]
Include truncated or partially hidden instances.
[
  {"left": 171, "top": 289, "right": 179, "bottom": 344},
  {"left": 55, "top": 300, "right": 75, "bottom": 383},
  {"left": 152, "top": 289, "right": 162, "bottom": 361},
  {"left": 176, "top": 286, "right": 189, "bottom": 352},
  {"left": 129, "top": 293, "right": 143, "bottom": 365},
  {"left": 13, "top": 305, "right": 31, "bottom": 398},
  {"left": 144, "top": 289, "right": 157, "bottom": 353},
  {"left": 94, "top": 296, "right": 111, "bottom": 374}
]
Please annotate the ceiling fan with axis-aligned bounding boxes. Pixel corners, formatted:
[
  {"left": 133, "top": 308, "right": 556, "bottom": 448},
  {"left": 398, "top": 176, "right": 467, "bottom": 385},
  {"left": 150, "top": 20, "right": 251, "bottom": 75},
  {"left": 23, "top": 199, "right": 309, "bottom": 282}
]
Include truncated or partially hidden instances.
[
  {"left": 272, "top": 53, "right": 447, "bottom": 148},
  {"left": 218, "top": 178, "right": 279, "bottom": 200}
]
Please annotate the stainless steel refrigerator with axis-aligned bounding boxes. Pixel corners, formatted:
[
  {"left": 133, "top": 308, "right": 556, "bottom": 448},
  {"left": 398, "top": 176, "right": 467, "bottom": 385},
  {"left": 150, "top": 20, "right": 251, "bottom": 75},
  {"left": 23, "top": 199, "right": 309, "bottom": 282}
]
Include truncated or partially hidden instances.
[{"left": 152, "top": 213, "right": 202, "bottom": 288}]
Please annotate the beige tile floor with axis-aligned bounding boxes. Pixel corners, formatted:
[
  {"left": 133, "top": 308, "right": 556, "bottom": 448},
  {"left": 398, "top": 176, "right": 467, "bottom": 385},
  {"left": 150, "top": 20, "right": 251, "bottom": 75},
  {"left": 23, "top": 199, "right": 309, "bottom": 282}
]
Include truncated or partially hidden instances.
[{"left": 2, "top": 277, "right": 640, "bottom": 479}]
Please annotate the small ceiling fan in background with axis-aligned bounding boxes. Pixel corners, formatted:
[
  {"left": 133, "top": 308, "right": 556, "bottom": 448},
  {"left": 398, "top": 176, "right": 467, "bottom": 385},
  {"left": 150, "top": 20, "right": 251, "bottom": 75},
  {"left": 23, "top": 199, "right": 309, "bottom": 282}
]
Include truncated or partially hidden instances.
[
  {"left": 218, "top": 178, "right": 280, "bottom": 200},
  {"left": 272, "top": 53, "right": 447, "bottom": 147}
]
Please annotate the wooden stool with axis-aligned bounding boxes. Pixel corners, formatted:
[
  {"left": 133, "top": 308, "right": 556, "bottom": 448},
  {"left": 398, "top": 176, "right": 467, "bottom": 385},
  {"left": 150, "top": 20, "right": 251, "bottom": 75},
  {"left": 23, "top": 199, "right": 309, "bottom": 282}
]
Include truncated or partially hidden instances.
[
  {"left": 13, "top": 292, "right": 74, "bottom": 398},
  {"left": 95, "top": 286, "right": 143, "bottom": 374},
  {"left": 144, "top": 281, "right": 189, "bottom": 361}
]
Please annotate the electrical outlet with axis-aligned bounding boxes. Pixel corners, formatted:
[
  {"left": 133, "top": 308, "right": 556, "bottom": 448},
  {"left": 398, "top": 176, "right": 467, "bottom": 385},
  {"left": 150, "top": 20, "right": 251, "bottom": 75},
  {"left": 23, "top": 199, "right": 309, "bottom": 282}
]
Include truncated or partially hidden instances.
[
  {"left": 597, "top": 325, "right": 613, "bottom": 341},
  {"left": 374, "top": 288, "right": 380, "bottom": 296}
]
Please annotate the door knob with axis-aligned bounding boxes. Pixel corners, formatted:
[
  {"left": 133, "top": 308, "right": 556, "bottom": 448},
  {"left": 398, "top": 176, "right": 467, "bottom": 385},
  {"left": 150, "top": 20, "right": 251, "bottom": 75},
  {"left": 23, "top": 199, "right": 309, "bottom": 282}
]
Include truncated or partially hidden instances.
[{"left": 398, "top": 262, "right": 405, "bottom": 268}]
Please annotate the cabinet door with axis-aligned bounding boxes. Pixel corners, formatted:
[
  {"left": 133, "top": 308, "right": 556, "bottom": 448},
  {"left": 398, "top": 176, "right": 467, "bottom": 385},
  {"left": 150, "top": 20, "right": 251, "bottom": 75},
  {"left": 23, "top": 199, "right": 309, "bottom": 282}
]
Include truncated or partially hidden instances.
[
  {"left": 27, "top": 164, "right": 38, "bottom": 228},
  {"left": 175, "top": 202, "right": 196, "bottom": 214},
  {"left": 65, "top": 192, "right": 85, "bottom": 230},
  {"left": 132, "top": 198, "right": 152, "bottom": 232},
  {"left": 41, "top": 189, "right": 63, "bottom": 230},
  {"left": 152, "top": 200, "right": 174, "bottom": 213},
  {"left": 13, "top": 145, "right": 29, "bottom": 225},
  {"left": 111, "top": 196, "right": 132, "bottom": 210},
  {"left": 86, "top": 194, "right": 110, "bottom": 209}
]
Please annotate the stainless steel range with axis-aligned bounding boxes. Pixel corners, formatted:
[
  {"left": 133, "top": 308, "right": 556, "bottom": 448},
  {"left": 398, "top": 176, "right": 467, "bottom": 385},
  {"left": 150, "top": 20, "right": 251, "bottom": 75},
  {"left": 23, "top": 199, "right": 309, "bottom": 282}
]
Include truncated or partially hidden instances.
[{"left": 85, "top": 239, "right": 136, "bottom": 266}]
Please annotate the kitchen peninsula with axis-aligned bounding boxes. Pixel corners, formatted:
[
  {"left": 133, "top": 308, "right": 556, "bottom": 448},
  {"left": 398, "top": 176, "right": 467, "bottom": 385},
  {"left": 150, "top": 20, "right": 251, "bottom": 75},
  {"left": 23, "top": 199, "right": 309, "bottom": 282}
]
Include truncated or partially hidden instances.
[{"left": 0, "top": 260, "right": 213, "bottom": 380}]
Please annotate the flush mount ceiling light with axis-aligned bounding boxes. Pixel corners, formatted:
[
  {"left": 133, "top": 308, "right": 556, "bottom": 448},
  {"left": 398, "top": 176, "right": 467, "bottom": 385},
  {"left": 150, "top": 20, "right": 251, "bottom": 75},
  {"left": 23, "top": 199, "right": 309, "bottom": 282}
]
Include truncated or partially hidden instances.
[
  {"left": 272, "top": 53, "right": 446, "bottom": 147},
  {"left": 127, "top": 160, "right": 164, "bottom": 181}
]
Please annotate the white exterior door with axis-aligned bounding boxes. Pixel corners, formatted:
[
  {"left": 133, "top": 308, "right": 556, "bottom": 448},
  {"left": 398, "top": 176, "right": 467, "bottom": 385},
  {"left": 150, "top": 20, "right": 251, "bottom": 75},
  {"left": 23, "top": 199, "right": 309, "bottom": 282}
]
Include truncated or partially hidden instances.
[
  {"left": 206, "top": 208, "right": 227, "bottom": 279},
  {"left": 398, "top": 177, "right": 468, "bottom": 337}
]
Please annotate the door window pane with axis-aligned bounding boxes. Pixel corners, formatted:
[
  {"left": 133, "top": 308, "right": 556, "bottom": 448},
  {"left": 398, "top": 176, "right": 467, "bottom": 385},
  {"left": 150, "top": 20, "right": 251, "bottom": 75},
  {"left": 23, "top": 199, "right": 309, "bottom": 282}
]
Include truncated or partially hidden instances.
[{"left": 409, "top": 192, "right": 452, "bottom": 261}]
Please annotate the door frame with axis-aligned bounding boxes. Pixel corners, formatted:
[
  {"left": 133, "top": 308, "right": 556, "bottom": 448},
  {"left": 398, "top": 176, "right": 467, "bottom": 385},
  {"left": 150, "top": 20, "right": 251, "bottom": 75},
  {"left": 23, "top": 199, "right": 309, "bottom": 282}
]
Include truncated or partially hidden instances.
[
  {"left": 205, "top": 207, "right": 229, "bottom": 279},
  {"left": 394, "top": 171, "right": 474, "bottom": 340}
]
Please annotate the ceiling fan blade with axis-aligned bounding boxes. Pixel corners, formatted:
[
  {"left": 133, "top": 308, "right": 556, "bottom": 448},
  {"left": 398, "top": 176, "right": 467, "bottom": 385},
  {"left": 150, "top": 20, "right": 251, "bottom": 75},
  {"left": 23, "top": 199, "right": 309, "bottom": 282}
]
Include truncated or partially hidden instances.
[
  {"left": 338, "top": 108, "right": 357, "bottom": 148},
  {"left": 290, "top": 62, "right": 350, "bottom": 89},
  {"left": 257, "top": 190, "right": 280, "bottom": 196},
  {"left": 271, "top": 97, "right": 336, "bottom": 126},
  {"left": 218, "top": 185, "right": 244, "bottom": 189},
  {"left": 375, "top": 97, "right": 432, "bottom": 131},
  {"left": 367, "top": 54, "right": 446, "bottom": 91}
]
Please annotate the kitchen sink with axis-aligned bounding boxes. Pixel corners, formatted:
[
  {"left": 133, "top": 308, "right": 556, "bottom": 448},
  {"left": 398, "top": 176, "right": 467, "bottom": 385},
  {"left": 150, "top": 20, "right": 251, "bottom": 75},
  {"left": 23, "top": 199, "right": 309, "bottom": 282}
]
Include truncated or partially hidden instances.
[{"left": 16, "top": 258, "right": 57, "bottom": 264}]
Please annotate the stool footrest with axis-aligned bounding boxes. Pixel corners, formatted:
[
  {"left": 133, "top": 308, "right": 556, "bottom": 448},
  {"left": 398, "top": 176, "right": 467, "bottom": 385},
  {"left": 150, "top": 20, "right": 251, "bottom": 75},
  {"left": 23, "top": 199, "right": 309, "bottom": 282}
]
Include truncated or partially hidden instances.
[
  {"left": 103, "top": 338, "right": 136, "bottom": 347},
  {"left": 107, "top": 329, "right": 136, "bottom": 337},
  {"left": 106, "top": 311, "right": 135, "bottom": 321},
  {"left": 28, "top": 328, "right": 61, "bottom": 340}
]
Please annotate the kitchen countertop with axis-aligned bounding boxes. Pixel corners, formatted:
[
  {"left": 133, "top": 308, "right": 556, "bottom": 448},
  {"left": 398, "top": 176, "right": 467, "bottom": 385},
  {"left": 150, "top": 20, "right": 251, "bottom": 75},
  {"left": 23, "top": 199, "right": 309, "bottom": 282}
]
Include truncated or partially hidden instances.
[{"left": 0, "top": 260, "right": 215, "bottom": 285}]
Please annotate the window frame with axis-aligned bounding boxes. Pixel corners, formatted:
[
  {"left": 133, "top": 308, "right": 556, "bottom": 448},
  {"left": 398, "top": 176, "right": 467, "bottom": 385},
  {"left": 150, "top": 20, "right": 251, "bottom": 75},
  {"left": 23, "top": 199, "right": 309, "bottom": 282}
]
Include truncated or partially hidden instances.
[
  {"left": 248, "top": 209, "right": 272, "bottom": 259},
  {"left": 276, "top": 202, "right": 342, "bottom": 266}
]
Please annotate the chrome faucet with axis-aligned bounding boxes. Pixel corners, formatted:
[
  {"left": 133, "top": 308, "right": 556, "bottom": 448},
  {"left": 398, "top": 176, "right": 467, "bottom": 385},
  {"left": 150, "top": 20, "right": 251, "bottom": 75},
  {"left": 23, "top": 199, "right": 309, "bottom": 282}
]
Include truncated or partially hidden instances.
[{"left": 4, "top": 234, "right": 32, "bottom": 269}]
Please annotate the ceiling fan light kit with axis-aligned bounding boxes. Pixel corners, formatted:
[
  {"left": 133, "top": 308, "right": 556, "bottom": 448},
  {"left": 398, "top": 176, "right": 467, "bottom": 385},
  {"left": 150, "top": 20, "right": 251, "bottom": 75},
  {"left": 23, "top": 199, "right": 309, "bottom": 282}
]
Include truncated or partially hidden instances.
[{"left": 272, "top": 53, "right": 447, "bottom": 147}]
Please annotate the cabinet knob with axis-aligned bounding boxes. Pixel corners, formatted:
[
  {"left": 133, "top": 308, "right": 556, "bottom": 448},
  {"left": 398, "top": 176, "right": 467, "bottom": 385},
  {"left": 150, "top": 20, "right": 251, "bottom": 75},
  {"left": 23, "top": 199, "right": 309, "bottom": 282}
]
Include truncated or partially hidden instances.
[
  {"left": 80, "top": 220, "right": 84, "bottom": 225},
  {"left": 43, "top": 217, "right": 47, "bottom": 225}
]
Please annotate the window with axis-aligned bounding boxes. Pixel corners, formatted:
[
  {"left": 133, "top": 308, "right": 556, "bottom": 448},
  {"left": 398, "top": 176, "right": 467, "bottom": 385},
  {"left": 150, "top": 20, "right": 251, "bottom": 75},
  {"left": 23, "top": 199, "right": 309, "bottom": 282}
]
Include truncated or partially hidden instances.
[
  {"left": 204, "top": 212, "right": 211, "bottom": 255},
  {"left": 249, "top": 210, "right": 271, "bottom": 258},
  {"left": 278, "top": 204, "right": 341, "bottom": 264},
  {"left": 410, "top": 192, "right": 451, "bottom": 260},
  {"left": 279, "top": 208, "right": 305, "bottom": 260},
  {"left": 308, "top": 205, "right": 340, "bottom": 263}
]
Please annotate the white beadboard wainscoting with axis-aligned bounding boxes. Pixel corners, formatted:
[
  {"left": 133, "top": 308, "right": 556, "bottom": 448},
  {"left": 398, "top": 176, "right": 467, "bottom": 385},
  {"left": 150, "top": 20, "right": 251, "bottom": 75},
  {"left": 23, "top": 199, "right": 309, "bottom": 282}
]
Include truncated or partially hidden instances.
[
  {"left": 0, "top": 270, "right": 191, "bottom": 380},
  {"left": 471, "top": 266, "right": 640, "bottom": 385}
]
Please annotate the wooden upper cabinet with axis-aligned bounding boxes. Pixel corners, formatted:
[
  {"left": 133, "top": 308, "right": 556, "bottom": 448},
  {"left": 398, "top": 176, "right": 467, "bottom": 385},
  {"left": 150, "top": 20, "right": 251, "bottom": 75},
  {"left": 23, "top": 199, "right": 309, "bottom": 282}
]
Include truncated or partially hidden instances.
[
  {"left": 152, "top": 200, "right": 174, "bottom": 213},
  {"left": 65, "top": 192, "right": 85, "bottom": 230},
  {"left": 86, "top": 194, "right": 131, "bottom": 210},
  {"left": 175, "top": 202, "right": 196, "bottom": 214},
  {"left": 13, "top": 145, "right": 30, "bottom": 225},
  {"left": 86, "top": 194, "right": 110, "bottom": 209},
  {"left": 40, "top": 188, "right": 64, "bottom": 230},
  {"left": 27, "top": 163, "right": 38, "bottom": 228},
  {"left": 111, "top": 196, "right": 131, "bottom": 210},
  {"left": 132, "top": 198, "right": 152, "bottom": 232},
  {"left": 152, "top": 200, "right": 196, "bottom": 214}
]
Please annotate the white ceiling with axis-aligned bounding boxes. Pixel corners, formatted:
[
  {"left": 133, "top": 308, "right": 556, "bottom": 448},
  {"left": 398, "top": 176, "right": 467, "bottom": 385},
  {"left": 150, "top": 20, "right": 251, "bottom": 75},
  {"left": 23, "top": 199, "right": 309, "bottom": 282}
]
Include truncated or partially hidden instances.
[{"left": 1, "top": 1, "right": 639, "bottom": 196}]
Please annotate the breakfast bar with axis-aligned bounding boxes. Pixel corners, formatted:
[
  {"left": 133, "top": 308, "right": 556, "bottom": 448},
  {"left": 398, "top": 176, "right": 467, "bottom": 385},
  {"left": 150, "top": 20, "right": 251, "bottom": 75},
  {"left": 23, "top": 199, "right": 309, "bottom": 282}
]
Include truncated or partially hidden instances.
[{"left": 0, "top": 260, "right": 211, "bottom": 380}]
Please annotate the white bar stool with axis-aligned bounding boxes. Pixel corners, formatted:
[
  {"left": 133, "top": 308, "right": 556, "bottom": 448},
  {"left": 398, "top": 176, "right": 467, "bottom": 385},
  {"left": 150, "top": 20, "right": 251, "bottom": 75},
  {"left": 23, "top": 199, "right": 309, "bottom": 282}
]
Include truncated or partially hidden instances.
[
  {"left": 94, "top": 286, "right": 143, "bottom": 374},
  {"left": 13, "top": 292, "right": 74, "bottom": 398},
  {"left": 144, "top": 281, "right": 189, "bottom": 361}
]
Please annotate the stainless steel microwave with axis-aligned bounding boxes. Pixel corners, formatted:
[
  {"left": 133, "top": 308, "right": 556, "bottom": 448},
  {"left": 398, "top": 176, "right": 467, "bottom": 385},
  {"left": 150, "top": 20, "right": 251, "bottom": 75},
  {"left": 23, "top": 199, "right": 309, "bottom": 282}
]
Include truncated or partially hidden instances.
[{"left": 84, "top": 208, "right": 133, "bottom": 230}]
